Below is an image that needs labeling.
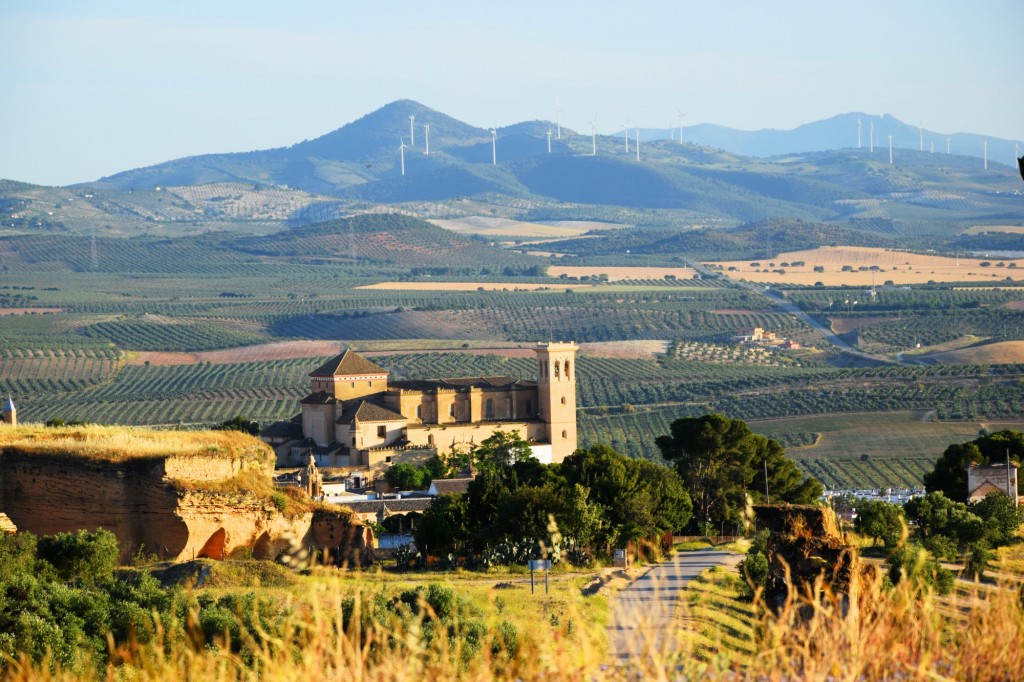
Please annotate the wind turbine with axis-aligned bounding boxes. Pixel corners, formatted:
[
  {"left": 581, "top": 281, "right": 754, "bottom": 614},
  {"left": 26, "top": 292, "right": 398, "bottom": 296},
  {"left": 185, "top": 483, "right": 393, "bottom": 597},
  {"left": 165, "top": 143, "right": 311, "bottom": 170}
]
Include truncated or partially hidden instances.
[
  {"left": 669, "top": 117, "right": 675, "bottom": 143},
  {"left": 399, "top": 137, "right": 407, "bottom": 176},
  {"left": 409, "top": 115, "right": 415, "bottom": 146},
  {"left": 677, "top": 110, "right": 685, "bottom": 144},
  {"left": 946, "top": 136, "right": 951, "bottom": 155},
  {"left": 547, "top": 128, "right": 552, "bottom": 153},
  {"left": 424, "top": 124, "right": 430, "bottom": 155},
  {"left": 591, "top": 116, "right": 598, "bottom": 156},
  {"left": 556, "top": 99, "right": 562, "bottom": 140},
  {"left": 919, "top": 125, "right": 924, "bottom": 152},
  {"left": 857, "top": 118, "right": 862, "bottom": 149},
  {"left": 888, "top": 135, "right": 893, "bottom": 165},
  {"left": 869, "top": 120, "right": 875, "bottom": 153},
  {"left": 490, "top": 128, "right": 497, "bottom": 165},
  {"left": 623, "top": 119, "right": 630, "bottom": 154}
]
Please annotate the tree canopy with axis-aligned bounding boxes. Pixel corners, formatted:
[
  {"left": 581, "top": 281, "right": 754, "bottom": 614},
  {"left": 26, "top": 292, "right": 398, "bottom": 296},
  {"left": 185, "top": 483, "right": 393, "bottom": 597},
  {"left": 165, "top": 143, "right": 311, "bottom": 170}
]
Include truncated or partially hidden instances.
[
  {"left": 655, "top": 413, "right": 823, "bottom": 531},
  {"left": 924, "top": 430, "right": 1023, "bottom": 502}
]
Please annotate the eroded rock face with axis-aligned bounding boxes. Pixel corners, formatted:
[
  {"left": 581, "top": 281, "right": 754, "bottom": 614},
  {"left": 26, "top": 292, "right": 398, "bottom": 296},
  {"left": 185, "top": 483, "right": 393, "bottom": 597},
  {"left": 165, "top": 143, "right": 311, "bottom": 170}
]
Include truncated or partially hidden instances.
[
  {"left": 0, "top": 451, "right": 365, "bottom": 563},
  {"left": 753, "top": 504, "right": 855, "bottom": 612}
]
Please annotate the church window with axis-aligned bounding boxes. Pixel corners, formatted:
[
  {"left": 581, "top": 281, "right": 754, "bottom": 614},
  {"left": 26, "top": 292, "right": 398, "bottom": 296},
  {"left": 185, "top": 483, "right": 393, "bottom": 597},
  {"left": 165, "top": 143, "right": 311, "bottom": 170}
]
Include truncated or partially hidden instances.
[
  {"left": 427, "top": 434, "right": 435, "bottom": 446},
  {"left": 554, "top": 362, "right": 560, "bottom": 379},
  {"left": 485, "top": 399, "right": 494, "bottom": 419},
  {"left": 564, "top": 361, "right": 571, "bottom": 379},
  {"left": 416, "top": 405, "right": 423, "bottom": 419}
]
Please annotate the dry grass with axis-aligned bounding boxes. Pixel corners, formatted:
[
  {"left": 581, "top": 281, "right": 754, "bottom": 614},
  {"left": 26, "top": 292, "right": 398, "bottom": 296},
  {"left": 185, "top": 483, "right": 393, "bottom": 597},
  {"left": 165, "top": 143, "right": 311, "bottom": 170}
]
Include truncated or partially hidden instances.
[
  {"left": 710, "top": 246, "right": 1024, "bottom": 286},
  {"left": 0, "top": 424, "right": 272, "bottom": 463},
  {"left": 355, "top": 282, "right": 591, "bottom": 291},
  {"left": 962, "top": 225, "right": 1024, "bottom": 234},
  {"left": 430, "top": 217, "right": 601, "bottom": 238},
  {"left": 923, "top": 340, "right": 1024, "bottom": 365},
  {"left": 547, "top": 265, "right": 698, "bottom": 281},
  {"left": 578, "top": 340, "right": 670, "bottom": 359},
  {"left": 4, "top": 551, "right": 1024, "bottom": 680},
  {"left": 131, "top": 340, "right": 346, "bottom": 366}
]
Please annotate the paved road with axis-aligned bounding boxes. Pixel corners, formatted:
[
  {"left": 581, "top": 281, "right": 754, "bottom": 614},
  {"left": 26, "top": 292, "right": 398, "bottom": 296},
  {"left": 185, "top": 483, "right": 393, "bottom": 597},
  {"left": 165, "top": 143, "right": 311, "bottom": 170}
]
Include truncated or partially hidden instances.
[{"left": 608, "top": 549, "right": 742, "bottom": 662}]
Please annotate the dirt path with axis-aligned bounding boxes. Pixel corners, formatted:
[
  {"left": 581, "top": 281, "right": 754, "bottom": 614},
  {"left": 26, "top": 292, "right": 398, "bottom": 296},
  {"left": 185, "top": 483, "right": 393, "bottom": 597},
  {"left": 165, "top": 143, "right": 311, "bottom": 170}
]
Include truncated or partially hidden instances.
[{"left": 608, "top": 549, "right": 741, "bottom": 663}]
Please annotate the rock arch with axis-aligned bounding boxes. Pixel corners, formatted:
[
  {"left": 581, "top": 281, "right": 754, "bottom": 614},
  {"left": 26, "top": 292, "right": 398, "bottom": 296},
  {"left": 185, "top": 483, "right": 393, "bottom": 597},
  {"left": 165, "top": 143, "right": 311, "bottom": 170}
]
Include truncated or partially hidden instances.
[{"left": 197, "top": 528, "right": 226, "bottom": 560}]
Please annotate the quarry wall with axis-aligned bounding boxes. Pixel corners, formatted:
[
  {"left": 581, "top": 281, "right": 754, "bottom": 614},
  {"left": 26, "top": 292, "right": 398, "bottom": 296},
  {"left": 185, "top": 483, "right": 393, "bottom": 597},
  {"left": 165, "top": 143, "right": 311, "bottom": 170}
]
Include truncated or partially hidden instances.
[{"left": 0, "top": 450, "right": 363, "bottom": 562}]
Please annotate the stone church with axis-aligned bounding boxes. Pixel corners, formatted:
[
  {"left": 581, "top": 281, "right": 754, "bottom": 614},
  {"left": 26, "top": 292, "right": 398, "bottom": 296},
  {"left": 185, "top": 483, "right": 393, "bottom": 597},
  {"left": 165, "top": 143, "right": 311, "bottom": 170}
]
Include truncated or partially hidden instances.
[{"left": 270, "top": 342, "right": 578, "bottom": 468}]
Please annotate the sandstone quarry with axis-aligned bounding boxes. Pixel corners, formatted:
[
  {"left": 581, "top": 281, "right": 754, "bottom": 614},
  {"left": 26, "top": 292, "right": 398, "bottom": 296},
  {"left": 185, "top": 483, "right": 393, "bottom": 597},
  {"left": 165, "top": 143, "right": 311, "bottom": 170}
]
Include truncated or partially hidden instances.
[{"left": 0, "top": 425, "right": 368, "bottom": 564}]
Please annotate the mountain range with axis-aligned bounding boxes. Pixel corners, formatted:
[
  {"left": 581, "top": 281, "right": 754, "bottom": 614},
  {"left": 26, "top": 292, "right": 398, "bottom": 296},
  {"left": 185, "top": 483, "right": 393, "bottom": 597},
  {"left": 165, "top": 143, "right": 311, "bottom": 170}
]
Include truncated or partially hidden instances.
[
  {"left": 2, "top": 100, "right": 1021, "bottom": 243},
  {"left": 82, "top": 100, "right": 1018, "bottom": 195}
]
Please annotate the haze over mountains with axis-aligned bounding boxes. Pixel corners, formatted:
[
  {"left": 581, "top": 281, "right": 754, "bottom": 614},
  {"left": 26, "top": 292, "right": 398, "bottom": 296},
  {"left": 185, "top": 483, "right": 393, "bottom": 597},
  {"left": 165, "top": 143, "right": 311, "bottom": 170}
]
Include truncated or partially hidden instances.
[
  {"left": 78, "top": 100, "right": 1019, "bottom": 194},
  {"left": 1, "top": 99, "right": 1021, "bottom": 246}
]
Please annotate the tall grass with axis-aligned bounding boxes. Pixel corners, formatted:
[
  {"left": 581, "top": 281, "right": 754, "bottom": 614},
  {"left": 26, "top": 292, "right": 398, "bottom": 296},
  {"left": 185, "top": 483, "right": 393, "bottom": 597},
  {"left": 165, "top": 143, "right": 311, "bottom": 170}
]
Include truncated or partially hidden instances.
[{"left": 3, "top": 555, "right": 1022, "bottom": 680}]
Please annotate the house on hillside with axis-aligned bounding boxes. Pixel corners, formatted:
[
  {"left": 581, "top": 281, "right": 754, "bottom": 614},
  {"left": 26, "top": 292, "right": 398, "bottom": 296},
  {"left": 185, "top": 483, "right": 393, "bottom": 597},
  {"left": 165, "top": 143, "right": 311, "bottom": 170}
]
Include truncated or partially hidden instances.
[
  {"left": 967, "top": 461, "right": 1020, "bottom": 505},
  {"left": 263, "top": 342, "right": 578, "bottom": 470}
]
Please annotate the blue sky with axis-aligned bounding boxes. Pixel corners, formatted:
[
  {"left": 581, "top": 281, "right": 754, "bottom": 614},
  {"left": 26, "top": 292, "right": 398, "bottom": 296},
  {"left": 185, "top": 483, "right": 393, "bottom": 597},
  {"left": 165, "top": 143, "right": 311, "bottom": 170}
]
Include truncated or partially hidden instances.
[{"left": 1, "top": 0, "right": 1021, "bottom": 186}]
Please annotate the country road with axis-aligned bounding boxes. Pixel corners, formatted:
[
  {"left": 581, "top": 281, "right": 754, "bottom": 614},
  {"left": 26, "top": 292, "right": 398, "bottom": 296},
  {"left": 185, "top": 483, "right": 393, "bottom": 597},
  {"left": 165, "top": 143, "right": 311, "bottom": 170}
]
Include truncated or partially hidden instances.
[{"left": 608, "top": 548, "right": 742, "bottom": 662}]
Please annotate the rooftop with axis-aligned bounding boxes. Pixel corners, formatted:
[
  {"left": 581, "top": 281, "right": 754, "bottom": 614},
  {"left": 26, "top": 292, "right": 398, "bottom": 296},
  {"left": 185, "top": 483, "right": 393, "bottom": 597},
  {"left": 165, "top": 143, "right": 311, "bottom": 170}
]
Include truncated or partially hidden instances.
[{"left": 310, "top": 349, "right": 388, "bottom": 378}]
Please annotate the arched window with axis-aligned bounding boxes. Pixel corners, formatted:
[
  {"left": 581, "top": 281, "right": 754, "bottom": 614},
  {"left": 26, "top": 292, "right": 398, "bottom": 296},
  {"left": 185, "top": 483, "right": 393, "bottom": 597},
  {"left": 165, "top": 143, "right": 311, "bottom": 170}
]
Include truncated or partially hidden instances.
[
  {"left": 564, "top": 360, "right": 571, "bottom": 380},
  {"left": 553, "top": 362, "right": 560, "bottom": 379},
  {"left": 561, "top": 430, "right": 568, "bottom": 439},
  {"left": 416, "top": 405, "right": 423, "bottom": 419},
  {"left": 427, "top": 434, "right": 435, "bottom": 446},
  {"left": 561, "top": 396, "right": 567, "bottom": 405},
  {"left": 485, "top": 399, "right": 494, "bottom": 419}
]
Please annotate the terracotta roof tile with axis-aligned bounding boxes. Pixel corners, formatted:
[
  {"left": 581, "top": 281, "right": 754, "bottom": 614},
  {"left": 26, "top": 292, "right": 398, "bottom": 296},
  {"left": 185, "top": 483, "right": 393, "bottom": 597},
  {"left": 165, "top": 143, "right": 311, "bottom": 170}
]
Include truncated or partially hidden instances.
[{"left": 310, "top": 350, "right": 387, "bottom": 378}]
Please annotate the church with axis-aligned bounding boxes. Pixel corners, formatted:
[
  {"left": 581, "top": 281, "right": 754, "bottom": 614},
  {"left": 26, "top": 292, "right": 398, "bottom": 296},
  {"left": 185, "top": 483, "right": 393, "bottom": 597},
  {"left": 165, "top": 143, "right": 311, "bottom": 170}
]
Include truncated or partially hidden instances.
[{"left": 268, "top": 342, "right": 578, "bottom": 468}]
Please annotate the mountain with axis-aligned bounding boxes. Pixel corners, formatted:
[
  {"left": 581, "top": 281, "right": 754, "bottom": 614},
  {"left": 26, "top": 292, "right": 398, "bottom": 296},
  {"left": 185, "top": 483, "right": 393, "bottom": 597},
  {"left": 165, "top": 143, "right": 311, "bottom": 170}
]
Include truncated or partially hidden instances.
[
  {"left": 643, "top": 113, "right": 1019, "bottom": 164},
  {"left": 2, "top": 100, "right": 1021, "bottom": 245}
]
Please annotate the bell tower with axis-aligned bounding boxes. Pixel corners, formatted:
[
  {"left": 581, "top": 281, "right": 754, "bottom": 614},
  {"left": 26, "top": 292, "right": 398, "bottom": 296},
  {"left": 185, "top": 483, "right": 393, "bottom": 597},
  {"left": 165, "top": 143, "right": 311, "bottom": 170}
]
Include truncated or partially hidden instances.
[
  {"left": 2, "top": 395, "right": 16, "bottom": 427},
  {"left": 535, "top": 342, "right": 578, "bottom": 462}
]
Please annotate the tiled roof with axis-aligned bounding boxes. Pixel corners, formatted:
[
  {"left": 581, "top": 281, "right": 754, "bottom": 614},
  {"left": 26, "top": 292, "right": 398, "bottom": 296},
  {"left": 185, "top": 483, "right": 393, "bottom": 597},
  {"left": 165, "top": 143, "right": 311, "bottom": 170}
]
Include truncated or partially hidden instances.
[
  {"left": 300, "top": 391, "right": 338, "bottom": 405},
  {"left": 310, "top": 349, "right": 387, "bottom": 378},
  {"left": 390, "top": 376, "right": 535, "bottom": 391},
  {"left": 429, "top": 478, "right": 474, "bottom": 495},
  {"left": 0, "top": 513, "right": 16, "bottom": 534},
  {"left": 339, "top": 498, "right": 434, "bottom": 514},
  {"left": 337, "top": 399, "right": 406, "bottom": 424}
]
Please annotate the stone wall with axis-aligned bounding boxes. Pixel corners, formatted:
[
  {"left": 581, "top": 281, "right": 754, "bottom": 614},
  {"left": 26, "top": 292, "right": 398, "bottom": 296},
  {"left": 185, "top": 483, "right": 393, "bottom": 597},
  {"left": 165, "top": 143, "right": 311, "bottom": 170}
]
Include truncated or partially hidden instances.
[
  {"left": 0, "top": 451, "right": 364, "bottom": 563},
  {"left": 754, "top": 504, "right": 856, "bottom": 612}
]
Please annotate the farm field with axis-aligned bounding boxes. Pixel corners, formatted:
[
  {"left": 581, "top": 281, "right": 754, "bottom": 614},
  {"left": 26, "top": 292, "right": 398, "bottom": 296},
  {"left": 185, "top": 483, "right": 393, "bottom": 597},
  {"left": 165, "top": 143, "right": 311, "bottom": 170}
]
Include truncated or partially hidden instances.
[
  {"left": 962, "top": 224, "right": 1024, "bottom": 234},
  {"left": 710, "top": 246, "right": 1024, "bottom": 285},
  {"left": 922, "top": 340, "right": 1024, "bottom": 364},
  {"left": 355, "top": 281, "right": 592, "bottom": 291},
  {"left": 131, "top": 340, "right": 348, "bottom": 366},
  {"left": 430, "top": 216, "right": 613, "bottom": 238},
  {"left": 547, "top": 265, "right": 698, "bottom": 281}
]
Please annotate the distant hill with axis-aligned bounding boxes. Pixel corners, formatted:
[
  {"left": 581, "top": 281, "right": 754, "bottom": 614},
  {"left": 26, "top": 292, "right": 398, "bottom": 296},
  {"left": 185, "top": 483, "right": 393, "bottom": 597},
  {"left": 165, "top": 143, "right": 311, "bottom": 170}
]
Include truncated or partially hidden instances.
[{"left": 1, "top": 100, "right": 1021, "bottom": 250}]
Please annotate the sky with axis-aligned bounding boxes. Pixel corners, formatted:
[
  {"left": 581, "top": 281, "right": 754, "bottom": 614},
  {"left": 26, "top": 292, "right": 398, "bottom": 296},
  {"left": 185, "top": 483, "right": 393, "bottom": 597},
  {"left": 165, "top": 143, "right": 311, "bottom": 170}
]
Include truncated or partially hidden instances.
[{"left": 1, "top": 1, "right": 1021, "bottom": 186}]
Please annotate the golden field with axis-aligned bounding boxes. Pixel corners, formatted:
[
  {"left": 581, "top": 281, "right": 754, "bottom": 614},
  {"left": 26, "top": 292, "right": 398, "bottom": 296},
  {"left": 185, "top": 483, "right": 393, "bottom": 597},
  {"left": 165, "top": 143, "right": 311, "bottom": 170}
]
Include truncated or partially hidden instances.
[
  {"left": 923, "top": 340, "right": 1024, "bottom": 365},
  {"left": 709, "top": 246, "right": 1024, "bottom": 286},
  {"left": 0, "top": 424, "right": 269, "bottom": 462},
  {"left": 546, "top": 265, "right": 698, "bottom": 281},
  {"left": 962, "top": 224, "right": 1024, "bottom": 234},
  {"left": 430, "top": 217, "right": 622, "bottom": 239},
  {"left": 356, "top": 282, "right": 590, "bottom": 291}
]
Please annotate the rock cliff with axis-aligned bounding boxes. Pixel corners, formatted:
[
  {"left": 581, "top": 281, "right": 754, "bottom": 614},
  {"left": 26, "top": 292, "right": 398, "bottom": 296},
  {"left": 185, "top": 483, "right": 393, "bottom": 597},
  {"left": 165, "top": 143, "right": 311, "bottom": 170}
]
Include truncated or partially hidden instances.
[{"left": 0, "top": 426, "right": 368, "bottom": 563}]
